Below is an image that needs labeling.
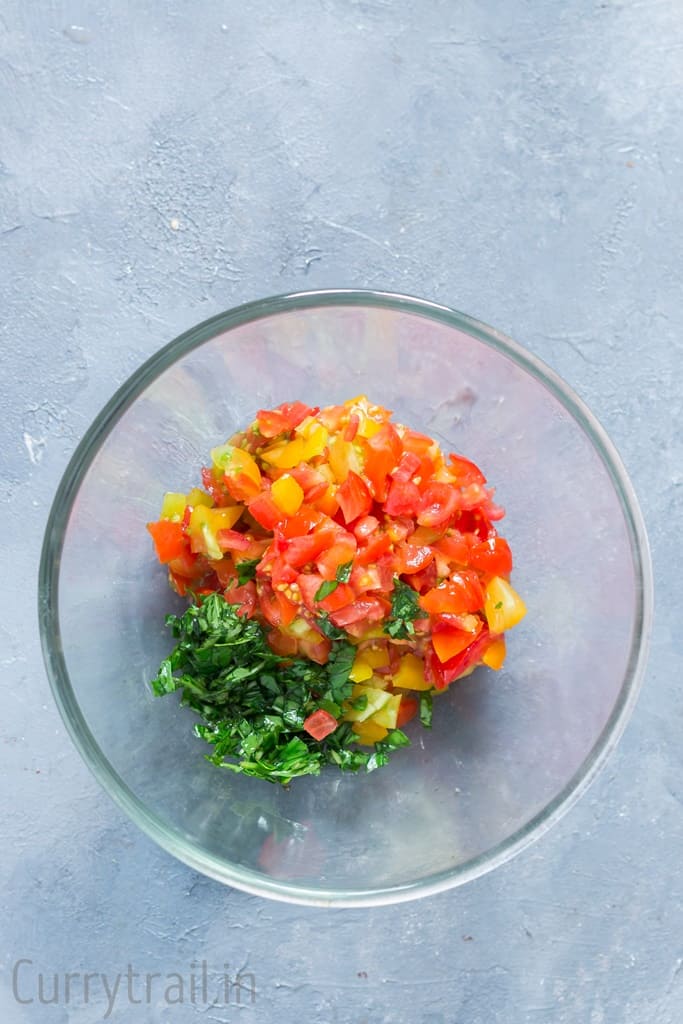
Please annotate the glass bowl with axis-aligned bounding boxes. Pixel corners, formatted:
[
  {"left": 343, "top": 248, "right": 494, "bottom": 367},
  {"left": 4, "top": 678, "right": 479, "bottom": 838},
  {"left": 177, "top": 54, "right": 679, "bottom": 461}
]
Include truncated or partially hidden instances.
[{"left": 38, "top": 290, "right": 653, "bottom": 906}]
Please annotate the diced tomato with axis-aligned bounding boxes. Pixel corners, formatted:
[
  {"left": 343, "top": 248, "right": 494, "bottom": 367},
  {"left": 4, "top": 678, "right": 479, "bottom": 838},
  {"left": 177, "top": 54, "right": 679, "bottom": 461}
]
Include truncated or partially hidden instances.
[
  {"left": 336, "top": 471, "right": 373, "bottom": 524},
  {"left": 248, "top": 492, "right": 284, "bottom": 530},
  {"left": 287, "top": 465, "right": 330, "bottom": 503},
  {"left": 216, "top": 528, "right": 251, "bottom": 552},
  {"left": 417, "top": 482, "right": 460, "bottom": 528},
  {"left": 407, "top": 560, "right": 438, "bottom": 593},
  {"left": 317, "top": 582, "right": 356, "bottom": 613},
  {"left": 256, "top": 401, "right": 315, "bottom": 437},
  {"left": 395, "top": 542, "right": 434, "bottom": 575},
  {"left": 297, "top": 633, "right": 332, "bottom": 664},
  {"left": 448, "top": 454, "right": 487, "bottom": 486},
  {"left": 434, "top": 530, "right": 471, "bottom": 565},
  {"left": 284, "top": 527, "right": 336, "bottom": 569},
  {"left": 396, "top": 696, "right": 418, "bottom": 728},
  {"left": 468, "top": 535, "right": 513, "bottom": 577},
  {"left": 297, "top": 572, "right": 326, "bottom": 611},
  {"left": 147, "top": 521, "right": 187, "bottom": 563},
  {"left": 391, "top": 451, "right": 421, "bottom": 483},
  {"left": 362, "top": 423, "right": 402, "bottom": 500},
  {"left": 344, "top": 413, "right": 360, "bottom": 442},
  {"left": 353, "top": 515, "right": 379, "bottom": 540},
  {"left": 257, "top": 582, "right": 298, "bottom": 627},
  {"left": 266, "top": 630, "right": 299, "bottom": 657},
  {"left": 278, "top": 506, "right": 325, "bottom": 539},
  {"left": 401, "top": 428, "right": 435, "bottom": 456},
  {"left": 316, "top": 535, "right": 357, "bottom": 579},
  {"left": 384, "top": 478, "right": 421, "bottom": 517},
  {"left": 419, "top": 571, "right": 484, "bottom": 615},
  {"left": 317, "top": 404, "right": 346, "bottom": 431},
  {"left": 224, "top": 472, "right": 261, "bottom": 503},
  {"left": 330, "top": 597, "right": 387, "bottom": 627},
  {"left": 303, "top": 708, "right": 339, "bottom": 741},
  {"left": 431, "top": 617, "right": 483, "bottom": 663},
  {"left": 224, "top": 580, "right": 257, "bottom": 618},
  {"left": 355, "top": 531, "right": 392, "bottom": 566},
  {"left": 425, "top": 627, "right": 492, "bottom": 689}
]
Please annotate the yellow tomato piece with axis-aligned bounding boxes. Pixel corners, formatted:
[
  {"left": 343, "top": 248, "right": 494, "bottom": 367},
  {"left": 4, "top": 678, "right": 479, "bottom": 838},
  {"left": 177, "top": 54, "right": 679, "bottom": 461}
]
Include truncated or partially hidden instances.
[
  {"left": 210, "top": 445, "right": 261, "bottom": 488},
  {"left": 484, "top": 576, "right": 527, "bottom": 633},
  {"left": 482, "top": 636, "right": 506, "bottom": 671},
  {"left": 260, "top": 437, "right": 306, "bottom": 469},
  {"left": 302, "top": 424, "right": 328, "bottom": 460},
  {"left": 356, "top": 415, "right": 383, "bottom": 438},
  {"left": 392, "top": 652, "right": 431, "bottom": 691},
  {"left": 270, "top": 473, "right": 304, "bottom": 516},
  {"left": 352, "top": 720, "right": 389, "bottom": 745},
  {"left": 342, "top": 685, "right": 391, "bottom": 722},
  {"left": 370, "top": 693, "right": 401, "bottom": 729},
  {"left": 327, "top": 436, "right": 353, "bottom": 482},
  {"left": 160, "top": 492, "right": 187, "bottom": 521},
  {"left": 349, "top": 655, "right": 374, "bottom": 683},
  {"left": 189, "top": 506, "right": 242, "bottom": 560},
  {"left": 186, "top": 487, "right": 214, "bottom": 508},
  {"left": 358, "top": 646, "right": 390, "bottom": 670}
]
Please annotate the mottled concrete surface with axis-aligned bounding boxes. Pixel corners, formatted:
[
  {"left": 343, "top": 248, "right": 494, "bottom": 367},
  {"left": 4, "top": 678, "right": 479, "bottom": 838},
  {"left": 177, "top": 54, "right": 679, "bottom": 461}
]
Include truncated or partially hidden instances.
[{"left": 1, "top": 1, "right": 682, "bottom": 1022}]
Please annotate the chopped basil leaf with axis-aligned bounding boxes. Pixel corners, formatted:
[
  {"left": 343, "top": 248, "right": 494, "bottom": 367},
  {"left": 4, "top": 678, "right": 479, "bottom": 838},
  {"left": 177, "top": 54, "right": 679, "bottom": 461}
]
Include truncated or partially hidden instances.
[
  {"left": 384, "top": 578, "right": 422, "bottom": 639},
  {"left": 235, "top": 557, "right": 260, "bottom": 585},
  {"left": 314, "top": 578, "right": 339, "bottom": 601},
  {"left": 419, "top": 691, "right": 433, "bottom": 728}
]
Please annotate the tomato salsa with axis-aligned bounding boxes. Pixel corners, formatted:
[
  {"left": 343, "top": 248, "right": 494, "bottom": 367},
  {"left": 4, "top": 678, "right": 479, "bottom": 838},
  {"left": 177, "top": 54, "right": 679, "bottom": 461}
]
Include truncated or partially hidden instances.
[{"left": 147, "top": 397, "right": 526, "bottom": 761}]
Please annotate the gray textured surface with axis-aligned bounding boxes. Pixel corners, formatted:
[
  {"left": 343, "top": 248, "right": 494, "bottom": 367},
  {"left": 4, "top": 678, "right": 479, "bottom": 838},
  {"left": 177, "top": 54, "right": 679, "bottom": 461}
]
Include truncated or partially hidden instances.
[{"left": 1, "top": 1, "right": 681, "bottom": 1021}]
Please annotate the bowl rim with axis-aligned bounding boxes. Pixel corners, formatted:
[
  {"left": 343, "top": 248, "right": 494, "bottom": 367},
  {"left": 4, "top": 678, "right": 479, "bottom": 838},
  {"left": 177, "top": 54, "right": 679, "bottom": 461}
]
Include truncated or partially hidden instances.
[{"left": 38, "top": 288, "right": 654, "bottom": 907}]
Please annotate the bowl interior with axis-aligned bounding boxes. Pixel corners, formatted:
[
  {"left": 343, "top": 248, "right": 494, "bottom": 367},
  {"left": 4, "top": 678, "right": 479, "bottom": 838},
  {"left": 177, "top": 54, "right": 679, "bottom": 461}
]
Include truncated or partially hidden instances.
[{"left": 45, "top": 296, "right": 647, "bottom": 902}]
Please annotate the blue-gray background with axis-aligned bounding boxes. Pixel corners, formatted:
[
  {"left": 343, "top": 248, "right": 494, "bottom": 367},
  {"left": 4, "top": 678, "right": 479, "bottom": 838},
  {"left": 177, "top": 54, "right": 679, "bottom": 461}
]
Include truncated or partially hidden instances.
[{"left": 1, "top": 1, "right": 681, "bottom": 1022}]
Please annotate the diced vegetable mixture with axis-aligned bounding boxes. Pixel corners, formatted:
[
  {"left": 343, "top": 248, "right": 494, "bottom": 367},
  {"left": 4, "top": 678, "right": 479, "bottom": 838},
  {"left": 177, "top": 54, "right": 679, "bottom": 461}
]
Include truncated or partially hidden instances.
[{"left": 147, "top": 397, "right": 526, "bottom": 783}]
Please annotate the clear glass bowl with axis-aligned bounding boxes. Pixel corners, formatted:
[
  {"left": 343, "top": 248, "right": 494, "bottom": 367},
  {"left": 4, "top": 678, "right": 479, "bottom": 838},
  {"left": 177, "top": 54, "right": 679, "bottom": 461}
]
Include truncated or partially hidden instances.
[{"left": 38, "top": 291, "right": 653, "bottom": 906}]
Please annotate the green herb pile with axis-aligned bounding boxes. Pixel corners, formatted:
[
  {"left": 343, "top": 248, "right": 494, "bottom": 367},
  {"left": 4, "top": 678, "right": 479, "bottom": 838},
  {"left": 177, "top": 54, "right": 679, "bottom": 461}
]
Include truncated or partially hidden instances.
[{"left": 150, "top": 593, "right": 411, "bottom": 785}]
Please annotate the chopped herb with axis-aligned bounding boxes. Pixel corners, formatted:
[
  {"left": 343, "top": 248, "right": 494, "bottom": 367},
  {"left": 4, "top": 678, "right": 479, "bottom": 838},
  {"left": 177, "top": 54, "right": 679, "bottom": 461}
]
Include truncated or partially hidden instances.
[
  {"left": 314, "top": 561, "right": 354, "bottom": 602},
  {"left": 314, "top": 579, "right": 339, "bottom": 602},
  {"left": 315, "top": 612, "right": 347, "bottom": 641},
  {"left": 149, "top": 593, "right": 408, "bottom": 785},
  {"left": 335, "top": 560, "right": 353, "bottom": 584},
  {"left": 384, "top": 578, "right": 422, "bottom": 639},
  {"left": 494, "top": 600, "right": 503, "bottom": 610},
  {"left": 235, "top": 557, "right": 260, "bottom": 585},
  {"left": 419, "top": 691, "right": 433, "bottom": 728}
]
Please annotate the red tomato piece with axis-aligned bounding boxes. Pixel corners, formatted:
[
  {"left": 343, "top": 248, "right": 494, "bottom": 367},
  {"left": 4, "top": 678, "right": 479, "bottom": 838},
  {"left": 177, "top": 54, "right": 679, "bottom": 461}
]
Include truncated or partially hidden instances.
[
  {"left": 396, "top": 697, "right": 418, "bottom": 728},
  {"left": 448, "top": 454, "right": 487, "bottom": 486},
  {"left": 353, "top": 515, "right": 380, "bottom": 540},
  {"left": 297, "top": 633, "right": 332, "bottom": 664},
  {"left": 216, "top": 528, "right": 251, "bottom": 552},
  {"left": 407, "top": 560, "right": 438, "bottom": 594},
  {"left": 296, "top": 572, "right": 326, "bottom": 611},
  {"left": 266, "top": 630, "right": 299, "bottom": 657},
  {"left": 355, "top": 532, "right": 392, "bottom": 566},
  {"left": 384, "top": 478, "right": 422, "bottom": 517},
  {"left": 395, "top": 542, "right": 435, "bottom": 575},
  {"left": 147, "top": 521, "right": 187, "bottom": 563},
  {"left": 417, "top": 482, "right": 460, "bottom": 528},
  {"left": 468, "top": 535, "right": 513, "bottom": 577},
  {"left": 224, "top": 581, "right": 257, "bottom": 618},
  {"left": 248, "top": 492, "right": 284, "bottom": 530},
  {"left": 315, "top": 535, "right": 357, "bottom": 579},
  {"left": 431, "top": 618, "right": 483, "bottom": 663},
  {"left": 256, "top": 401, "right": 315, "bottom": 437},
  {"left": 344, "top": 413, "right": 360, "bottom": 442},
  {"left": 425, "top": 627, "right": 492, "bottom": 689},
  {"left": 329, "top": 597, "right": 387, "bottom": 627},
  {"left": 287, "top": 465, "right": 330, "bottom": 503},
  {"left": 362, "top": 423, "right": 403, "bottom": 500},
  {"left": 317, "top": 582, "right": 356, "bottom": 613},
  {"left": 419, "top": 571, "right": 484, "bottom": 615},
  {"left": 391, "top": 451, "right": 422, "bottom": 483},
  {"left": 279, "top": 506, "right": 325, "bottom": 539},
  {"left": 433, "top": 531, "right": 470, "bottom": 565},
  {"left": 258, "top": 582, "right": 298, "bottom": 627},
  {"left": 303, "top": 709, "right": 339, "bottom": 741},
  {"left": 336, "top": 471, "right": 373, "bottom": 524}
]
